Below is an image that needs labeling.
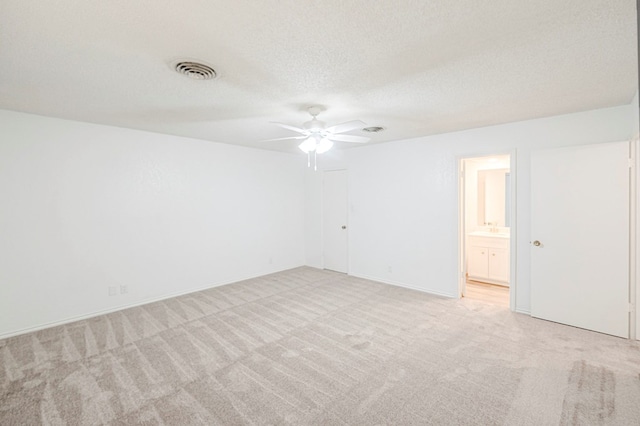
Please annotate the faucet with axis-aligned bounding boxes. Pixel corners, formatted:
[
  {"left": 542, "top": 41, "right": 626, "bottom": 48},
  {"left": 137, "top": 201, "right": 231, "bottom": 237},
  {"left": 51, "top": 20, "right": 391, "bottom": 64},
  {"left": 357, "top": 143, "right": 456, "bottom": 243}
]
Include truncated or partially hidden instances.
[{"left": 487, "top": 222, "right": 498, "bottom": 233}]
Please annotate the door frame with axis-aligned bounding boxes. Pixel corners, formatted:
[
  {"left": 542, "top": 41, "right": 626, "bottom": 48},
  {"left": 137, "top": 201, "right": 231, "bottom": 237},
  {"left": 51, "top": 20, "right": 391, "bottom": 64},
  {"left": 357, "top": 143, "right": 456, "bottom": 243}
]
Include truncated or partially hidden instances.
[
  {"left": 322, "top": 168, "right": 349, "bottom": 273},
  {"left": 632, "top": 138, "right": 639, "bottom": 340},
  {"left": 457, "top": 149, "right": 517, "bottom": 311}
]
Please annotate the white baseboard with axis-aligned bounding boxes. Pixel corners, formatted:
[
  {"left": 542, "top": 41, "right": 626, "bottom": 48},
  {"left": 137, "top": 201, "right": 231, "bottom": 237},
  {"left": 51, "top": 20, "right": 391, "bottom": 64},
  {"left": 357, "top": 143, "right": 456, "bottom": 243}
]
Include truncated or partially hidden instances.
[
  {"left": 515, "top": 308, "right": 531, "bottom": 315},
  {"left": 0, "top": 265, "right": 304, "bottom": 340},
  {"left": 349, "top": 272, "right": 458, "bottom": 299}
]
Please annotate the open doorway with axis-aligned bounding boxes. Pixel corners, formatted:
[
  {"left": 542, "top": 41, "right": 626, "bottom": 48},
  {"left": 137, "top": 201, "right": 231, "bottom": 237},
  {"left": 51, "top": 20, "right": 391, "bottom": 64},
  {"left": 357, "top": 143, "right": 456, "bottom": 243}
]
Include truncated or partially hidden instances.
[{"left": 459, "top": 154, "right": 514, "bottom": 309}]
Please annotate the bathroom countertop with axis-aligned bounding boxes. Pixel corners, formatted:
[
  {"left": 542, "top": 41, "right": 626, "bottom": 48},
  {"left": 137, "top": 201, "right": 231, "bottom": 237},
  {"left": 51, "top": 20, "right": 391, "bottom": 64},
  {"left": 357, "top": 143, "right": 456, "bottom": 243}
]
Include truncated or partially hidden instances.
[{"left": 468, "top": 231, "right": 510, "bottom": 238}]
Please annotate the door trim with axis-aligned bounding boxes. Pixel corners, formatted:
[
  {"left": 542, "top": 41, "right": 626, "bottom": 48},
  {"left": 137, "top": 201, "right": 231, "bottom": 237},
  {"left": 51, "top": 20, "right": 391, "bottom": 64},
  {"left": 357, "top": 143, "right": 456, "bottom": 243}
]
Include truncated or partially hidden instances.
[{"left": 630, "top": 138, "right": 638, "bottom": 340}]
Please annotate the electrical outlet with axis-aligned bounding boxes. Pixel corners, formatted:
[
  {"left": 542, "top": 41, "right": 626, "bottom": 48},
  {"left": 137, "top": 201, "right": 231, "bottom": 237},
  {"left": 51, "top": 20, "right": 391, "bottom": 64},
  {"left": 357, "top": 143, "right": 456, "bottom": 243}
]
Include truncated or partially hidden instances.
[
  {"left": 388, "top": 266, "right": 392, "bottom": 273},
  {"left": 108, "top": 286, "right": 117, "bottom": 296},
  {"left": 120, "top": 285, "right": 128, "bottom": 294},
  {"left": 269, "top": 257, "right": 273, "bottom": 264}
]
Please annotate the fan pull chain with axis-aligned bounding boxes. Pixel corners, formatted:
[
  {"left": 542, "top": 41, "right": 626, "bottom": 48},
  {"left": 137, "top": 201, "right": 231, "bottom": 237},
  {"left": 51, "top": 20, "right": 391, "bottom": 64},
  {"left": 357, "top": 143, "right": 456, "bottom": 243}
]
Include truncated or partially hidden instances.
[
  {"left": 314, "top": 151, "right": 317, "bottom": 171},
  {"left": 307, "top": 152, "right": 310, "bottom": 168}
]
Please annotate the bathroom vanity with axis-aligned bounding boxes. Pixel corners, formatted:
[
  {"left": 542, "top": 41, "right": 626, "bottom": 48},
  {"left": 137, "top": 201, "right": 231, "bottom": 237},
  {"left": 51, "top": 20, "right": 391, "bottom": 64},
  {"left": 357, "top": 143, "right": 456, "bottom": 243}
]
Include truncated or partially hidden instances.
[{"left": 467, "top": 231, "right": 510, "bottom": 286}]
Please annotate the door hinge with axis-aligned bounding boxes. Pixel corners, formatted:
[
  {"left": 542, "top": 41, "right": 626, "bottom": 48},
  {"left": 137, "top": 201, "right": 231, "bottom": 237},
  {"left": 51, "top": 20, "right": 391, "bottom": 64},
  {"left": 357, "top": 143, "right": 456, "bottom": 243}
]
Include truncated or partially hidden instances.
[{"left": 629, "top": 158, "right": 634, "bottom": 168}]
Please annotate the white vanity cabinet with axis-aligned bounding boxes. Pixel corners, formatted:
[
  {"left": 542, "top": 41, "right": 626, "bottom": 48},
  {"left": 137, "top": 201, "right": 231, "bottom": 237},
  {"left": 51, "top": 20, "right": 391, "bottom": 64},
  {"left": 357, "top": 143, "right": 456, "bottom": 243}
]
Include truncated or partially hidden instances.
[{"left": 467, "top": 234, "right": 509, "bottom": 286}]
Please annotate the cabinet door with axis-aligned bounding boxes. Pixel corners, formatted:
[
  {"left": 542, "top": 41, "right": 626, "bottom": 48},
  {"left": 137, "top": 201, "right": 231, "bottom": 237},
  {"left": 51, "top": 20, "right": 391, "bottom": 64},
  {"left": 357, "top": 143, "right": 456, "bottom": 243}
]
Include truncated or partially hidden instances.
[
  {"left": 488, "top": 248, "right": 509, "bottom": 282},
  {"left": 468, "top": 246, "right": 489, "bottom": 279}
]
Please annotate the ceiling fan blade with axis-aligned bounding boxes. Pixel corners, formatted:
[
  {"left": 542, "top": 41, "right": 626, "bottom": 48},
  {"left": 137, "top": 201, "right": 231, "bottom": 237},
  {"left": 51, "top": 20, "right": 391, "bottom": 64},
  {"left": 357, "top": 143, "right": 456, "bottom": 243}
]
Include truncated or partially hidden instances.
[
  {"left": 270, "top": 122, "right": 306, "bottom": 134},
  {"left": 329, "top": 134, "right": 370, "bottom": 143},
  {"left": 261, "top": 135, "right": 307, "bottom": 142},
  {"left": 325, "top": 120, "right": 366, "bottom": 134}
]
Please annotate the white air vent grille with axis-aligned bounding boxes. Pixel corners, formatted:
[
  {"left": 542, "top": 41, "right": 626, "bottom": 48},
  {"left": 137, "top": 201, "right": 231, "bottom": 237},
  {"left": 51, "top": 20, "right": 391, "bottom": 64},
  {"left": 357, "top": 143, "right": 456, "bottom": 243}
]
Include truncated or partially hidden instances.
[
  {"left": 362, "top": 126, "right": 385, "bottom": 133},
  {"left": 174, "top": 61, "right": 217, "bottom": 80}
]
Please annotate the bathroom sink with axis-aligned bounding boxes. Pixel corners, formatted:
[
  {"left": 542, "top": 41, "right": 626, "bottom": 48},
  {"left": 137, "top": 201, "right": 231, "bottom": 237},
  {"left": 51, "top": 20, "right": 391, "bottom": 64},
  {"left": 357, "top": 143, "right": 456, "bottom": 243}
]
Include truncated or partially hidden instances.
[{"left": 468, "top": 231, "right": 510, "bottom": 238}]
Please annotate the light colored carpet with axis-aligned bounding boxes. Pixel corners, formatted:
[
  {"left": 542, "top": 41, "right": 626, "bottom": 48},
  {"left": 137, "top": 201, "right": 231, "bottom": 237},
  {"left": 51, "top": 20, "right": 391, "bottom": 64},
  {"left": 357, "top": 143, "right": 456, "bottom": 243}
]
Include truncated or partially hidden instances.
[{"left": 1, "top": 267, "right": 639, "bottom": 425}]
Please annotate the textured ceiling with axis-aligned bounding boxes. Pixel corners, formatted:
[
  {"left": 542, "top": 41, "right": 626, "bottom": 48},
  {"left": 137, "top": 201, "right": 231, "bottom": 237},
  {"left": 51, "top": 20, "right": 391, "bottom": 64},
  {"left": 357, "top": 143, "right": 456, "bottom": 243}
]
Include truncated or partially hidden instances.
[{"left": 0, "top": 0, "right": 637, "bottom": 152}]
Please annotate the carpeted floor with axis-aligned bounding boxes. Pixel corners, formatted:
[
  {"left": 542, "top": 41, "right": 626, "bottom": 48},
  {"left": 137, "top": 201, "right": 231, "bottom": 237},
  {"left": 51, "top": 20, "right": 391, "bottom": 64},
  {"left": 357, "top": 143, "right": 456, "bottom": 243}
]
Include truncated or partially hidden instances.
[{"left": 1, "top": 267, "right": 639, "bottom": 425}]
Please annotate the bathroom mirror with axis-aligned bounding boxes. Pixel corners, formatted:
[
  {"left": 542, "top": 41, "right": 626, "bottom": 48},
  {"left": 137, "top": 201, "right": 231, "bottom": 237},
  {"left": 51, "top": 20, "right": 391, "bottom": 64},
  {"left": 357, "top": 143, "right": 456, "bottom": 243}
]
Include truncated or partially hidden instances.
[{"left": 477, "top": 168, "right": 510, "bottom": 227}]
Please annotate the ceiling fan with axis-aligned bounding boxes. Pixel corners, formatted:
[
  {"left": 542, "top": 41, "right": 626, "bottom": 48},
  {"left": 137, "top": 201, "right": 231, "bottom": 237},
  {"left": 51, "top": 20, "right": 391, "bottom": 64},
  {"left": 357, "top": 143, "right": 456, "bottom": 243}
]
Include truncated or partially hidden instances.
[{"left": 265, "top": 107, "right": 370, "bottom": 163}]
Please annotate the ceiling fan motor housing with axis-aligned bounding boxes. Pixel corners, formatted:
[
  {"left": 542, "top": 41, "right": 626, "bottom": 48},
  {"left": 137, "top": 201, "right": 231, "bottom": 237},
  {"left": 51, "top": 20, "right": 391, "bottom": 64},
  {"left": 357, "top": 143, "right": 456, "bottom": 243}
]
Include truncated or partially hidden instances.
[{"left": 303, "top": 119, "right": 325, "bottom": 132}]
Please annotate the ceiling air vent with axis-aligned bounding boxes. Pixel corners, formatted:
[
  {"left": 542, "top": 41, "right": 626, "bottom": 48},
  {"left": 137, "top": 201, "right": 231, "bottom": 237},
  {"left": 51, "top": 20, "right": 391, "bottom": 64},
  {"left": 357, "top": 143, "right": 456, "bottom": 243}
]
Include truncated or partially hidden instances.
[
  {"left": 362, "top": 126, "right": 385, "bottom": 133},
  {"left": 174, "top": 61, "right": 217, "bottom": 80}
]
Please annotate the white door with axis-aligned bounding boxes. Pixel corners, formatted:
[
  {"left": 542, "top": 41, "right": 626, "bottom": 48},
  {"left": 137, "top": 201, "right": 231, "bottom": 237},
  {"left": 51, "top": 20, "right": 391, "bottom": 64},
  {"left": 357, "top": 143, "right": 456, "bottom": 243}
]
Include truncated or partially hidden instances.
[
  {"left": 531, "top": 141, "right": 630, "bottom": 338},
  {"left": 323, "top": 170, "right": 348, "bottom": 273}
]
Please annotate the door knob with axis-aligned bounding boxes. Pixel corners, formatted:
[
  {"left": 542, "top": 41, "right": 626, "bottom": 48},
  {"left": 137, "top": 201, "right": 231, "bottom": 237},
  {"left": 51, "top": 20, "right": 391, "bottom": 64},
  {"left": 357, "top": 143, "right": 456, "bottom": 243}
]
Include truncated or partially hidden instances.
[
  {"left": 533, "top": 240, "right": 542, "bottom": 247},
  {"left": 341, "top": 225, "right": 346, "bottom": 229}
]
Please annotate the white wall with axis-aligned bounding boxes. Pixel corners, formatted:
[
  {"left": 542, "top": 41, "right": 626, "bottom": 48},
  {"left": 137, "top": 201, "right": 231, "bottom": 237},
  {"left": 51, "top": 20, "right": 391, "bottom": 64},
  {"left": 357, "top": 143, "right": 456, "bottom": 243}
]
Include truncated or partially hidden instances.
[
  {"left": 2, "top": 103, "right": 635, "bottom": 337},
  {"left": 0, "top": 110, "right": 305, "bottom": 338},
  {"left": 306, "top": 104, "right": 634, "bottom": 313}
]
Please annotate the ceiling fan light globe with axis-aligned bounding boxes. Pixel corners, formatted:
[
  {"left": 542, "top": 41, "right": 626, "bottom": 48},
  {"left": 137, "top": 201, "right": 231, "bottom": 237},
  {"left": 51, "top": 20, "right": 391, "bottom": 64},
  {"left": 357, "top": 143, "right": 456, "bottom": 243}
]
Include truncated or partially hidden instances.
[
  {"left": 299, "top": 137, "right": 317, "bottom": 153},
  {"left": 316, "top": 138, "right": 333, "bottom": 154}
]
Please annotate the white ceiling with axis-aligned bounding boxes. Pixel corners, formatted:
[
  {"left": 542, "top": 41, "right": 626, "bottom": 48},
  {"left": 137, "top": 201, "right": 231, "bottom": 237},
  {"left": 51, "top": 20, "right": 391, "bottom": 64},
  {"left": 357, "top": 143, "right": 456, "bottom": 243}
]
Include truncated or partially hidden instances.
[{"left": 0, "top": 0, "right": 637, "bottom": 152}]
